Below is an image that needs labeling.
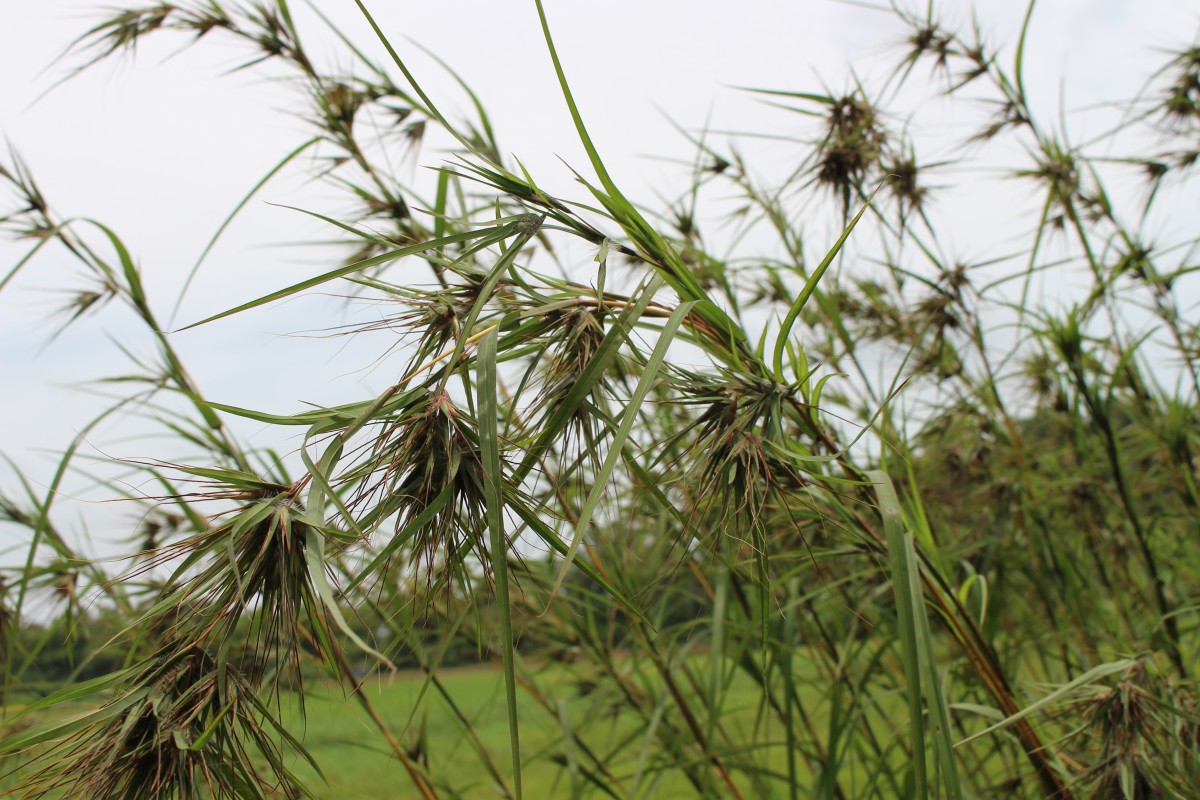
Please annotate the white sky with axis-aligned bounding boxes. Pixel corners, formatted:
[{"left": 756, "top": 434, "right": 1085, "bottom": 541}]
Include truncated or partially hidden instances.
[{"left": 1, "top": 0, "right": 1197, "bottom": 554}]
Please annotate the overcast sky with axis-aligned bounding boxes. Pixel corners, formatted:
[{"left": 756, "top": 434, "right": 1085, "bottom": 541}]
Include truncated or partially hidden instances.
[{"left": 1, "top": 0, "right": 1197, "bottom": 551}]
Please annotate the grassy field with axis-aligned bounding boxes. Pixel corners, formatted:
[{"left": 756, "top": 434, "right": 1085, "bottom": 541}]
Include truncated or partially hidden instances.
[
  {"left": 280, "top": 661, "right": 827, "bottom": 799},
  {"left": 4, "top": 656, "right": 908, "bottom": 799}
]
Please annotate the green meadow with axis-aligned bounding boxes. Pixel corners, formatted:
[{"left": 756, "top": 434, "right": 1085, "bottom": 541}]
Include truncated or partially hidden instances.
[{"left": 7, "top": 658, "right": 914, "bottom": 799}]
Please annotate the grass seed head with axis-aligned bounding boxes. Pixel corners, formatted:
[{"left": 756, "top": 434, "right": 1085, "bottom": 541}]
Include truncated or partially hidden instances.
[
  {"left": 20, "top": 648, "right": 307, "bottom": 800},
  {"left": 346, "top": 390, "right": 494, "bottom": 599},
  {"left": 133, "top": 479, "right": 320, "bottom": 692},
  {"left": 812, "top": 93, "right": 890, "bottom": 200}
]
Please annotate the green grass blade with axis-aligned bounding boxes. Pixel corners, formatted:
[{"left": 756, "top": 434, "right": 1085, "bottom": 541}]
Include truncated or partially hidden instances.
[
  {"left": 169, "top": 136, "right": 321, "bottom": 326},
  {"left": 957, "top": 658, "right": 1136, "bottom": 748},
  {"left": 873, "top": 469, "right": 963, "bottom": 798},
  {"left": 1013, "top": 0, "right": 1038, "bottom": 108},
  {"left": 531, "top": 0, "right": 618, "bottom": 198},
  {"left": 301, "top": 435, "right": 394, "bottom": 669},
  {"left": 12, "top": 667, "right": 136, "bottom": 717},
  {"left": 0, "top": 233, "right": 55, "bottom": 294},
  {"left": 628, "top": 696, "right": 670, "bottom": 800},
  {"left": 772, "top": 187, "right": 878, "bottom": 380},
  {"left": 477, "top": 327, "right": 522, "bottom": 798},
  {"left": 531, "top": 0, "right": 746, "bottom": 363},
  {"left": 353, "top": 0, "right": 501, "bottom": 168},
  {"left": 179, "top": 224, "right": 511, "bottom": 330},
  {"left": 871, "top": 469, "right": 929, "bottom": 796}
]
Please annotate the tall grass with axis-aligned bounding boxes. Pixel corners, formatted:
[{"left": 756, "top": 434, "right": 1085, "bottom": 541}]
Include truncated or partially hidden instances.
[{"left": 2, "top": 2, "right": 1199, "bottom": 798}]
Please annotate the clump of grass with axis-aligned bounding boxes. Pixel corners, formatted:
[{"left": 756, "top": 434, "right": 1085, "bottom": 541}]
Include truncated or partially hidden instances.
[
  {"left": 342, "top": 388, "right": 494, "bottom": 597},
  {"left": 12, "top": 647, "right": 312, "bottom": 800},
  {"left": 133, "top": 473, "right": 322, "bottom": 691},
  {"left": 1068, "top": 658, "right": 1200, "bottom": 797},
  {"left": 2, "top": 2, "right": 1199, "bottom": 799}
]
